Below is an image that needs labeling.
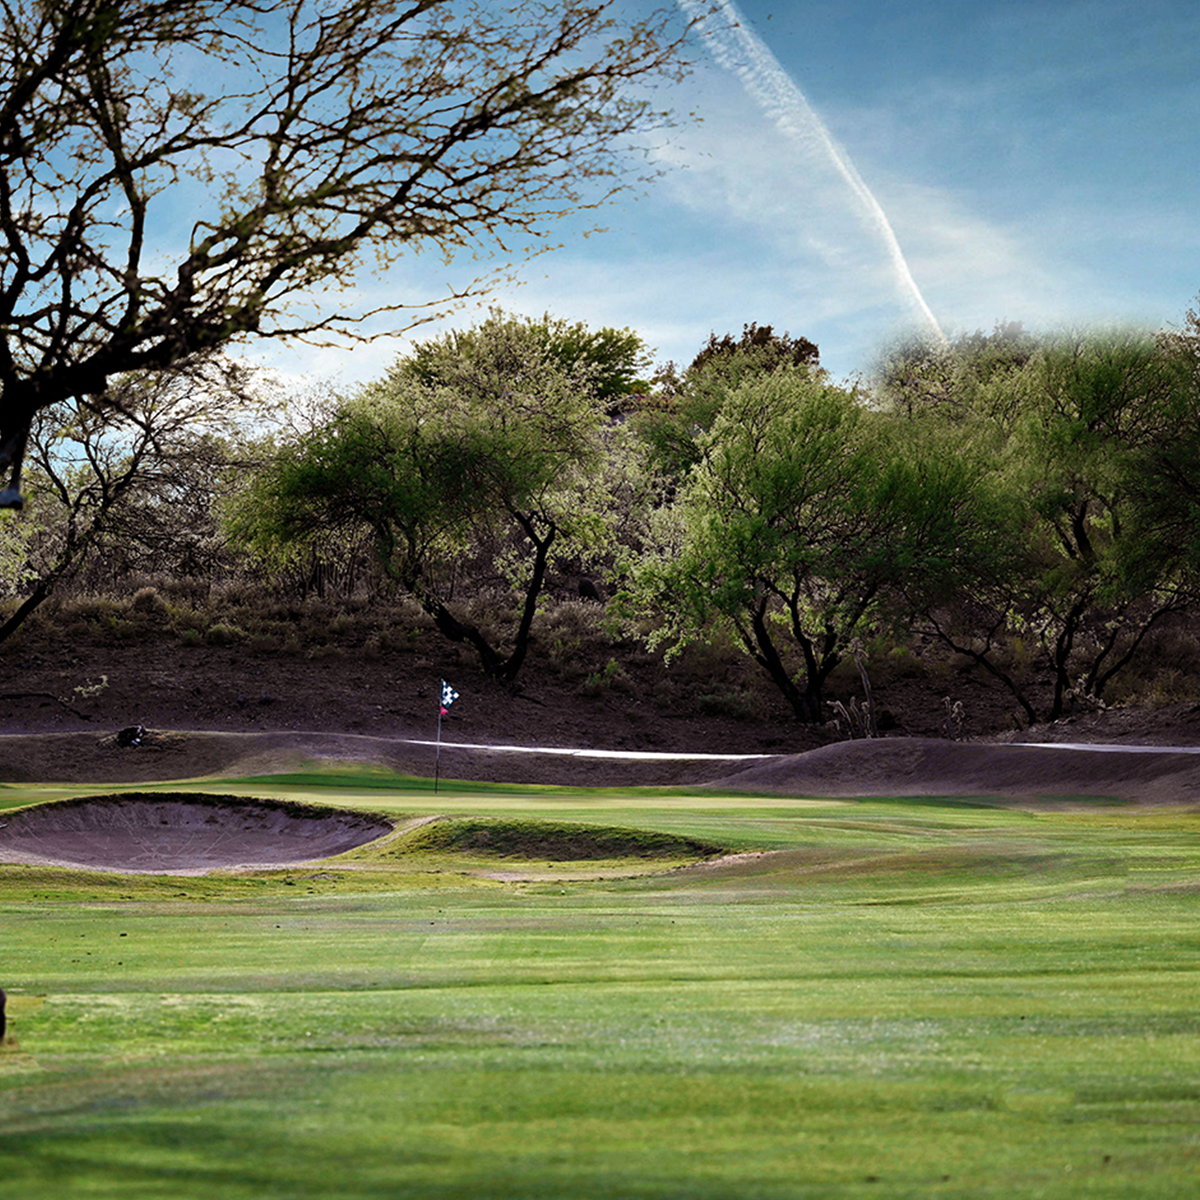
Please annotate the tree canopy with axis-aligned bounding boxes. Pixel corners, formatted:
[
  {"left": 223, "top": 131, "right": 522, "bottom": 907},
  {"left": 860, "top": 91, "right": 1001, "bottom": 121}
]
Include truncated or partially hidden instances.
[
  {"left": 234, "top": 312, "right": 617, "bottom": 681},
  {"left": 406, "top": 312, "right": 650, "bottom": 412},
  {"left": 634, "top": 321, "right": 823, "bottom": 486},
  {"left": 688, "top": 322, "right": 820, "bottom": 377},
  {"left": 0, "top": 0, "right": 691, "bottom": 507},
  {"left": 878, "top": 326, "right": 1195, "bottom": 722},
  {"left": 632, "top": 367, "right": 1000, "bottom": 721}
]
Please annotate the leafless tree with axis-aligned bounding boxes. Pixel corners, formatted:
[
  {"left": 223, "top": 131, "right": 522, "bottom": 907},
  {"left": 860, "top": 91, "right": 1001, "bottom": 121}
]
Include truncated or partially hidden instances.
[
  {"left": 0, "top": 0, "right": 695, "bottom": 506},
  {"left": 0, "top": 357, "right": 263, "bottom": 645}
]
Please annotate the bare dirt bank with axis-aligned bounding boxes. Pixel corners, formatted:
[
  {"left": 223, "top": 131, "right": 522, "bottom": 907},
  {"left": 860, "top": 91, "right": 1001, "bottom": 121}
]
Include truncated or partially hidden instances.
[{"left": 2, "top": 727, "right": 1200, "bottom": 806}]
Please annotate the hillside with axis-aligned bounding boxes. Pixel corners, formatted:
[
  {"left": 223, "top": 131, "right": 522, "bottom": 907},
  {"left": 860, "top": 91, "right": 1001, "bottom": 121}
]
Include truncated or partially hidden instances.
[{"left": 3, "top": 611, "right": 1199, "bottom": 796}]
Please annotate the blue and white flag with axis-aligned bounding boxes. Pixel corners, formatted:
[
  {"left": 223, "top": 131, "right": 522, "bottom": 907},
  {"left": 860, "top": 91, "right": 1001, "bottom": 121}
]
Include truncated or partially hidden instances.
[{"left": 440, "top": 680, "right": 459, "bottom": 716}]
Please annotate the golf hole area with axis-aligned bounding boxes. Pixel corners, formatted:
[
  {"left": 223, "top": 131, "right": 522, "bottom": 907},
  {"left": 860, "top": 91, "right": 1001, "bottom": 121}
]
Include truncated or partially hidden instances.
[{"left": 0, "top": 793, "right": 393, "bottom": 874}]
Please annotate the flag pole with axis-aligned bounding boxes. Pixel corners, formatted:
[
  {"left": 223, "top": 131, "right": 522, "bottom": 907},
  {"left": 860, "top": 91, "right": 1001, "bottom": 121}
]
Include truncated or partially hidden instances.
[
  {"left": 435, "top": 680, "right": 458, "bottom": 795},
  {"left": 434, "top": 704, "right": 443, "bottom": 794}
]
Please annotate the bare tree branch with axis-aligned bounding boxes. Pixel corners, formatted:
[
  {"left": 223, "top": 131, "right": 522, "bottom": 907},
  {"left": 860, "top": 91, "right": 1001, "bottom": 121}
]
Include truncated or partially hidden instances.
[{"left": 0, "top": 0, "right": 696, "bottom": 504}]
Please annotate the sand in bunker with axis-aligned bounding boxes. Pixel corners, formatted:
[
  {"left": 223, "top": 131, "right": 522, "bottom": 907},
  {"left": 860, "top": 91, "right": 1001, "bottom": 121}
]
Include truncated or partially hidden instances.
[{"left": 0, "top": 793, "right": 393, "bottom": 874}]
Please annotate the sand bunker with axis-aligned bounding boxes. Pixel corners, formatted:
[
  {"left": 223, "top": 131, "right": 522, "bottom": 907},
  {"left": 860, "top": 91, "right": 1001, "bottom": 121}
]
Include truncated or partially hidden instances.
[{"left": 0, "top": 793, "right": 393, "bottom": 874}]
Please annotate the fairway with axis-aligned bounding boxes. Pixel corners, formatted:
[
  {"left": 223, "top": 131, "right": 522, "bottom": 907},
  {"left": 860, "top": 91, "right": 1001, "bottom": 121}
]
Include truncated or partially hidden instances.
[{"left": 2, "top": 768, "right": 1200, "bottom": 1198}]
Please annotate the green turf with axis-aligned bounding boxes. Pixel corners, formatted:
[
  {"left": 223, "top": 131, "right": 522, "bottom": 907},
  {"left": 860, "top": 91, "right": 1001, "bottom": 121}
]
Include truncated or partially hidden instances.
[{"left": 2, "top": 770, "right": 1200, "bottom": 1197}]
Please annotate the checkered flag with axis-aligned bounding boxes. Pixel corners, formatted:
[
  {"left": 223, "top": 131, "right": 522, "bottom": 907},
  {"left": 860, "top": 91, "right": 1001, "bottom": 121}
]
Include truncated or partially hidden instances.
[{"left": 440, "top": 680, "right": 459, "bottom": 716}]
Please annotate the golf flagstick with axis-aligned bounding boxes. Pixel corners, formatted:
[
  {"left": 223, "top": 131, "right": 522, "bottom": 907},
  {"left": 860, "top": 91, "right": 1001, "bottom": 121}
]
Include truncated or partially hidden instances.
[{"left": 435, "top": 680, "right": 459, "bottom": 794}]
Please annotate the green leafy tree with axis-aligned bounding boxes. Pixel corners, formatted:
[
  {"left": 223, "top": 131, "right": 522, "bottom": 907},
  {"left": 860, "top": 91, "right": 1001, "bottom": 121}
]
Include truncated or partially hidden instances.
[
  {"left": 873, "top": 321, "right": 1037, "bottom": 421},
  {"left": 0, "top": 510, "right": 35, "bottom": 599},
  {"left": 899, "top": 329, "right": 1191, "bottom": 722},
  {"left": 633, "top": 369, "right": 997, "bottom": 722},
  {"left": 234, "top": 313, "right": 618, "bottom": 681},
  {"left": 635, "top": 322, "right": 822, "bottom": 487},
  {"left": 406, "top": 313, "right": 651, "bottom": 413},
  {"left": 1125, "top": 297, "right": 1200, "bottom": 587},
  {"left": 0, "top": 0, "right": 691, "bottom": 508},
  {"left": 688, "top": 322, "right": 819, "bottom": 377}
]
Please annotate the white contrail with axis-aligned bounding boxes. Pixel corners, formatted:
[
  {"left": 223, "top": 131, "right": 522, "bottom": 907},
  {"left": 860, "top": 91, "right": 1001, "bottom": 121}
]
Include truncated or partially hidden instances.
[{"left": 678, "top": 0, "right": 947, "bottom": 345}]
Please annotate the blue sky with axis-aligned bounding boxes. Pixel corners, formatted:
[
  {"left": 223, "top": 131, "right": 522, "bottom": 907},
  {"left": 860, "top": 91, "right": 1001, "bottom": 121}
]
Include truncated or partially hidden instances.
[{"left": 261, "top": 0, "right": 1200, "bottom": 385}]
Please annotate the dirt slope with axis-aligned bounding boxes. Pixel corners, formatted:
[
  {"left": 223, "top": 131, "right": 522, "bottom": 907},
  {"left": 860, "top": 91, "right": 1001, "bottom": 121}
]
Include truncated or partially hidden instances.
[
  {"left": 711, "top": 737, "right": 1200, "bottom": 806},
  {"left": 3, "top": 637, "right": 1200, "bottom": 800}
]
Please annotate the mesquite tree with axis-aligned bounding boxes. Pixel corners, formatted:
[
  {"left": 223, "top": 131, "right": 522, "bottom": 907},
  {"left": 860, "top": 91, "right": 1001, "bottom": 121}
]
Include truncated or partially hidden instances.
[
  {"left": 633, "top": 368, "right": 1001, "bottom": 722},
  {"left": 881, "top": 327, "right": 1194, "bottom": 723},
  {"left": 233, "top": 313, "right": 621, "bottom": 681},
  {"left": 0, "top": 0, "right": 692, "bottom": 507}
]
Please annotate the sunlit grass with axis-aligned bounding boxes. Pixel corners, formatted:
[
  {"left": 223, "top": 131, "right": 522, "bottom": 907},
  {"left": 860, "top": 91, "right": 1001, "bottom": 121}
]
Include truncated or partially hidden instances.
[{"left": 3, "top": 769, "right": 1200, "bottom": 1196}]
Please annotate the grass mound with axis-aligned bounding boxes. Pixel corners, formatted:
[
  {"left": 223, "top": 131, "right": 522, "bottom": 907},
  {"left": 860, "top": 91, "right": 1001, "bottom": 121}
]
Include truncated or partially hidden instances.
[{"left": 401, "top": 817, "right": 724, "bottom": 862}]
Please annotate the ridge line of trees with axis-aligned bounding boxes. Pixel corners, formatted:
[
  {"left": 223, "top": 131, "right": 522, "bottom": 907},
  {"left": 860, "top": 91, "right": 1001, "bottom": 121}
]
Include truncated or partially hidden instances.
[{"left": 5, "top": 307, "right": 1200, "bottom": 729}]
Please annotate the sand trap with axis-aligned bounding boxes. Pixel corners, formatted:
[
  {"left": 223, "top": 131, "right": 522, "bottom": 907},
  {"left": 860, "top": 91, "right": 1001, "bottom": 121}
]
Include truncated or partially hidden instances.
[{"left": 0, "top": 793, "right": 393, "bottom": 874}]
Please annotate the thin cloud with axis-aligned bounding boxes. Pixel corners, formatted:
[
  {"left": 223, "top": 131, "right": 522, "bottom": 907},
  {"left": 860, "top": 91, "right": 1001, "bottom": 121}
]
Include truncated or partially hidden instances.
[
  {"left": 677, "top": 0, "right": 945, "bottom": 343},
  {"left": 246, "top": 1, "right": 1200, "bottom": 385}
]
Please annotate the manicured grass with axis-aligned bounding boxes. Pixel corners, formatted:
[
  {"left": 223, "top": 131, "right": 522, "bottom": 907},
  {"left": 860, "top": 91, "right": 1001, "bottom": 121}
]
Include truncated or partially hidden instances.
[{"left": 2, "top": 769, "right": 1200, "bottom": 1197}]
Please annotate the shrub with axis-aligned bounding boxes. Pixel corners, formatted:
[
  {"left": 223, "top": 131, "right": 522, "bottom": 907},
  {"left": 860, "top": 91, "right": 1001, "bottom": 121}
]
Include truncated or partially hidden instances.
[
  {"left": 204, "top": 623, "right": 247, "bottom": 646},
  {"left": 697, "top": 690, "right": 764, "bottom": 721},
  {"left": 308, "top": 643, "right": 344, "bottom": 660},
  {"left": 582, "top": 658, "right": 633, "bottom": 697},
  {"left": 130, "top": 586, "right": 169, "bottom": 616}
]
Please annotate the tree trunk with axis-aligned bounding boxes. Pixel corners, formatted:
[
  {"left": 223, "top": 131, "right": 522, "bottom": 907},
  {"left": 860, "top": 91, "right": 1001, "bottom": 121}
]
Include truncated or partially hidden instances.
[
  {"left": 1087, "top": 598, "right": 1186, "bottom": 700},
  {"left": 1048, "top": 597, "right": 1088, "bottom": 721},
  {"left": 499, "top": 514, "right": 556, "bottom": 684},
  {"left": 0, "top": 579, "right": 52, "bottom": 648},
  {"left": 423, "top": 598, "right": 506, "bottom": 679},
  {"left": 742, "top": 600, "right": 822, "bottom": 722},
  {"left": 922, "top": 609, "right": 1038, "bottom": 727}
]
